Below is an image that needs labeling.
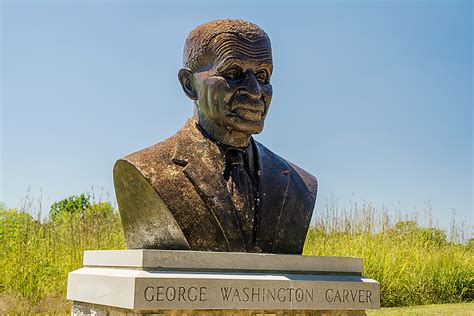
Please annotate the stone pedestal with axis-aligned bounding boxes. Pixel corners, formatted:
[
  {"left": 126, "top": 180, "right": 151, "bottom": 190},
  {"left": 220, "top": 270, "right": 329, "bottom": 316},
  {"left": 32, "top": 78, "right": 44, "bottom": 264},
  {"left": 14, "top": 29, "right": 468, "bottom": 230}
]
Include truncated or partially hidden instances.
[{"left": 67, "top": 250, "right": 380, "bottom": 315}]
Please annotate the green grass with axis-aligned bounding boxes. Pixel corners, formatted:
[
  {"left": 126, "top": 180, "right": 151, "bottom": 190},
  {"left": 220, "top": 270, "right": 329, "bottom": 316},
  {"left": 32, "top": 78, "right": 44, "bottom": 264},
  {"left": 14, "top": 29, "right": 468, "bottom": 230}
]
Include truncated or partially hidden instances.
[
  {"left": 368, "top": 302, "right": 474, "bottom": 315},
  {"left": 303, "top": 201, "right": 473, "bottom": 307},
  {"left": 0, "top": 198, "right": 472, "bottom": 313},
  {"left": 0, "top": 203, "right": 126, "bottom": 308},
  {"left": 304, "top": 226, "right": 473, "bottom": 307}
]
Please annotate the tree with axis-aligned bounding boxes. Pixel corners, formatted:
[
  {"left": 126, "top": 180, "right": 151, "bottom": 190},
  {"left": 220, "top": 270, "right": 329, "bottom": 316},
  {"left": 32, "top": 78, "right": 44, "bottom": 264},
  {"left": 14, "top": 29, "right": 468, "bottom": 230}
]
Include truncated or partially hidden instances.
[{"left": 49, "top": 194, "right": 91, "bottom": 220}]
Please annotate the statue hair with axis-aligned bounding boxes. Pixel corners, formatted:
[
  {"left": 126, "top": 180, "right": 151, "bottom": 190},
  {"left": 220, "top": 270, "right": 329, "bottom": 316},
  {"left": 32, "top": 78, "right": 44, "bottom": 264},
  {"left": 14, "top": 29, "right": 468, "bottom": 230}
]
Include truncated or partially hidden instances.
[{"left": 183, "top": 19, "right": 270, "bottom": 71}]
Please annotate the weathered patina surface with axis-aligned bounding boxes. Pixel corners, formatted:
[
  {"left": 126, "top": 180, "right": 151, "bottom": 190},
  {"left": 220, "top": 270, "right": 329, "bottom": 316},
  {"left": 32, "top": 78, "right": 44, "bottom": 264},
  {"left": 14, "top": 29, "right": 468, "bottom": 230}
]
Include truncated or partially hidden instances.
[{"left": 114, "top": 19, "right": 318, "bottom": 254}]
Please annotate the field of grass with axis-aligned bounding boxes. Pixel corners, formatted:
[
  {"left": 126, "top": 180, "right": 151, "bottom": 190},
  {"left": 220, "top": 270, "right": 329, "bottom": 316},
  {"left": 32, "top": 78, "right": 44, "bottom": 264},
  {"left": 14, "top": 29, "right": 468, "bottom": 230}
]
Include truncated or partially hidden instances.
[
  {"left": 0, "top": 200, "right": 126, "bottom": 313},
  {"left": 0, "top": 197, "right": 472, "bottom": 313},
  {"left": 368, "top": 302, "right": 474, "bottom": 315},
  {"left": 304, "top": 201, "right": 473, "bottom": 308}
]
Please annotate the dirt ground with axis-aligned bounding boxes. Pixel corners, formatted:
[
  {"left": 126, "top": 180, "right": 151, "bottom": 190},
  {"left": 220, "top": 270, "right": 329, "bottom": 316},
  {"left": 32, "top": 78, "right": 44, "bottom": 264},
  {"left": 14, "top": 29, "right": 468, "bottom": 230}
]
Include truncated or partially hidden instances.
[{"left": 0, "top": 294, "right": 71, "bottom": 314}]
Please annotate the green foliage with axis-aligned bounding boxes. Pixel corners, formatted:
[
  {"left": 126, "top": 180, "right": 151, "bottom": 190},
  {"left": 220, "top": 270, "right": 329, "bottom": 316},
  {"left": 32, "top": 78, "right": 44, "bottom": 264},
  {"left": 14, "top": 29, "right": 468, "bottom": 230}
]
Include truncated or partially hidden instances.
[
  {"left": 48, "top": 194, "right": 91, "bottom": 219},
  {"left": 0, "top": 200, "right": 126, "bottom": 305},
  {"left": 367, "top": 302, "right": 474, "bottom": 315},
  {"left": 466, "top": 238, "right": 474, "bottom": 251},
  {"left": 0, "top": 196, "right": 472, "bottom": 313},
  {"left": 304, "top": 220, "right": 473, "bottom": 307},
  {"left": 387, "top": 221, "right": 448, "bottom": 246}
]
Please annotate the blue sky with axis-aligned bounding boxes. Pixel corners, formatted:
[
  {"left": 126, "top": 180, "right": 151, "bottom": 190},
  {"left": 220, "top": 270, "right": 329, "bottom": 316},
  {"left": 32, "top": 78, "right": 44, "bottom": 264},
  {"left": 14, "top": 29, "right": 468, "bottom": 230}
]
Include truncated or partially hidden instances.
[{"left": 1, "top": 1, "right": 472, "bottom": 232}]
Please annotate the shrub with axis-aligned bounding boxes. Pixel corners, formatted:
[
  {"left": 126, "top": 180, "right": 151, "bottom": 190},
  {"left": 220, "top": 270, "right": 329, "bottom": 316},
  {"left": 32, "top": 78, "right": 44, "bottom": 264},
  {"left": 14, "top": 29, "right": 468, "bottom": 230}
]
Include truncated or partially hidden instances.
[
  {"left": 48, "top": 194, "right": 91, "bottom": 220},
  {"left": 387, "top": 220, "right": 448, "bottom": 246}
]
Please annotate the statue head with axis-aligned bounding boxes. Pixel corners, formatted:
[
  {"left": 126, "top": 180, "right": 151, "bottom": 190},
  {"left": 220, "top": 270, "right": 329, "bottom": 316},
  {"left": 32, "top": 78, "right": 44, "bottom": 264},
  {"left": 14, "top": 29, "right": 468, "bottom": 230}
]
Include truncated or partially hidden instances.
[{"left": 178, "top": 19, "right": 273, "bottom": 148}]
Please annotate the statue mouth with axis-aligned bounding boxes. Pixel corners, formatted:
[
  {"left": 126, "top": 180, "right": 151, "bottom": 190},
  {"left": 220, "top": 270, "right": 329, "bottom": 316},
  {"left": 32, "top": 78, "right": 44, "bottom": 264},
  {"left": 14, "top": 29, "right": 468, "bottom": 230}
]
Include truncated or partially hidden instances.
[
  {"left": 233, "top": 107, "right": 264, "bottom": 121},
  {"left": 229, "top": 94, "right": 266, "bottom": 122}
]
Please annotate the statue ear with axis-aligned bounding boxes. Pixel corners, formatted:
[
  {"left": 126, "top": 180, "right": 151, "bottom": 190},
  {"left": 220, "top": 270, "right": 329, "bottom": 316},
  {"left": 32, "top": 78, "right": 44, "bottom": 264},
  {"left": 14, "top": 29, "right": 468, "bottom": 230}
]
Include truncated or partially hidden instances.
[{"left": 178, "top": 68, "right": 198, "bottom": 100}]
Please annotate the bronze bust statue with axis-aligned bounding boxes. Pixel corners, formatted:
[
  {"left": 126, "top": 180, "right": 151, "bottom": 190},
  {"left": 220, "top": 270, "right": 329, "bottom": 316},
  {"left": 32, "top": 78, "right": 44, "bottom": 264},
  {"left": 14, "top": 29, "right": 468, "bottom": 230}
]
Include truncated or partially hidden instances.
[{"left": 114, "top": 19, "right": 317, "bottom": 254}]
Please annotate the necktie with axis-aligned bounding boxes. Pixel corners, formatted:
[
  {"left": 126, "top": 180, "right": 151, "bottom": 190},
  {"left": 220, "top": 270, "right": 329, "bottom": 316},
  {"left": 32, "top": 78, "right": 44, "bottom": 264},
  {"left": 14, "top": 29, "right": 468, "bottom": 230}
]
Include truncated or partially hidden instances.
[{"left": 223, "top": 148, "right": 255, "bottom": 250}]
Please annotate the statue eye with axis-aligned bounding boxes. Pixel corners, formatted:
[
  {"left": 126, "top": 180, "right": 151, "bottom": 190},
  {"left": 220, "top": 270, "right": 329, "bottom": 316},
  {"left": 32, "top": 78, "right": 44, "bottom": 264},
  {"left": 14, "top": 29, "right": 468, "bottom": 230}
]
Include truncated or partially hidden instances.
[
  {"left": 224, "top": 67, "right": 243, "bottom": 80},
  {"left": 256, "top": 70, "right": 269, "bottom": 83}
]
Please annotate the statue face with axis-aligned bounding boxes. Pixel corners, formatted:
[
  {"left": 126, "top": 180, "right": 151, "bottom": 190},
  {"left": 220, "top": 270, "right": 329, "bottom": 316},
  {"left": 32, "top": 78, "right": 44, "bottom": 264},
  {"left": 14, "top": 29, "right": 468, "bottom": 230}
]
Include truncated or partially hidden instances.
[{"left": 192, "top": 34, "right": 273, "bottom": 140}]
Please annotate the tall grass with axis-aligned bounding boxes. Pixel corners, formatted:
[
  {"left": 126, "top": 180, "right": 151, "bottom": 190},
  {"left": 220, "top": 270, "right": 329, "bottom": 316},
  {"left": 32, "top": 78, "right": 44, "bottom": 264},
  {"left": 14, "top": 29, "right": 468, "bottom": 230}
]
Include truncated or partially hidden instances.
[
  {"left": 304, "top": 200, "right": 473, "bottom": 307},
  {"left": 0, "top": 203, "right": 125, "bottom": 306},
  {"left": 304, "top": 228, "right": 472, "bottom": 307},
  {"left": 0, "top": 198, "right": 472, "bottom": 313}
]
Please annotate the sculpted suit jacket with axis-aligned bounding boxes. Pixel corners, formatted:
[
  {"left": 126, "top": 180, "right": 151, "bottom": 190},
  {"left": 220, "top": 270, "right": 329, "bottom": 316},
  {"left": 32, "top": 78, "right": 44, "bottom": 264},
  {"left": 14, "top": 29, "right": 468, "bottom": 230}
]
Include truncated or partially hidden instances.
[{"left": 114, "top": 119, "right": 317, "bottom": 254}]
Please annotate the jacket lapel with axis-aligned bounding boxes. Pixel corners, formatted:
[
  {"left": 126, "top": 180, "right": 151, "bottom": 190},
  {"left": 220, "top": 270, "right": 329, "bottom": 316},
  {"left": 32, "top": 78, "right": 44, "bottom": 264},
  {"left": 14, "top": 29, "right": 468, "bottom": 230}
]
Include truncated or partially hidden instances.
[
  {"left": 171, "top": 120, "right": 246, "bottom": 252},
  {"left": 253, "top": 140, "right": 291, "bottom": 253}
]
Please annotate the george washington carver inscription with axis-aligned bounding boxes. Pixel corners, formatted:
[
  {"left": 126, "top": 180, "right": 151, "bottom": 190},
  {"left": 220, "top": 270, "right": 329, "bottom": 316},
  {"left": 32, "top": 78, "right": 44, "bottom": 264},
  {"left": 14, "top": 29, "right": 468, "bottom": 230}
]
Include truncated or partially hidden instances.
[
  {"left": 132, "top": 276, "right": 379, "bottom": 310},
  {"left": 113, "top": 19, "right": 317, "bottom": 254},
  {"left": 142, "top": 285, "right": 373, "bottom": 305},
  {"left": 143, "top": 285, "right": 374, "bottom": 304}
]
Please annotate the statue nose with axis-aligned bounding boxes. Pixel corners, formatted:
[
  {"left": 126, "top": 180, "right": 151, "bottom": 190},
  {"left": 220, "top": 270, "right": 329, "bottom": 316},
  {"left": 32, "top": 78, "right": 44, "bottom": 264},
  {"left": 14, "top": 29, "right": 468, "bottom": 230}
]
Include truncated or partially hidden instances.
[{"left": 243, "top": 72, "right": 262, "bottom": 100}]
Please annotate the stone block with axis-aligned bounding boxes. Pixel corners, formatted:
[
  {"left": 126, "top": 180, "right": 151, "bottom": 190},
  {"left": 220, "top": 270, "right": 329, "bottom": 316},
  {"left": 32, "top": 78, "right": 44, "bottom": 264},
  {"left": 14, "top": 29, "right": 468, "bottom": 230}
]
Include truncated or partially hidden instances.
[{"left": 68, "top": 250, "right": 380, "bottom": 315}]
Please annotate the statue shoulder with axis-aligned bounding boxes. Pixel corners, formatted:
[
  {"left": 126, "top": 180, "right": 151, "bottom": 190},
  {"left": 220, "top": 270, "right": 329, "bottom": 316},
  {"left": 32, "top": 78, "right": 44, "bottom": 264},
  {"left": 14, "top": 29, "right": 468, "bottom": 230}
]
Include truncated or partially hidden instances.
[
  {"left": 286, "top": 160, "right": 318, "bottom": 200},
  {"left": 253, "top": 140, "right": 318, "bottom": 199},
  {"left": 120, "top": 136, "right": 176, "bottom": 173},
  {"left": 112, "top": 130, "right": 190, "bottom": 250}
]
